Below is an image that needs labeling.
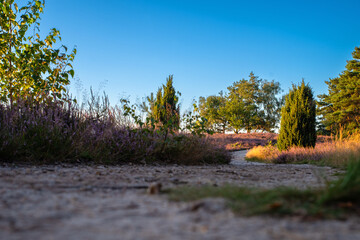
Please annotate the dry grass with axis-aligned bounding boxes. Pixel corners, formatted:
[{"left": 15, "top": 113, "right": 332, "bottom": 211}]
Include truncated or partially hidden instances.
[
  {"left": 245, "top": 134, "right": 360, "bottom": 168},
  {"left": 245, "top": 145, "right": 280, "bottom": 163}
]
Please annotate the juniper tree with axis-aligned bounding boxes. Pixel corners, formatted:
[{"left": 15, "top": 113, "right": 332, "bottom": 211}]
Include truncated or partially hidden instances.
[
  {"left": 151, "top": 75, "right": 180, "bottom": 130},
  {"left": 278, "top": 81, "right": 316, "bottom": 151}
]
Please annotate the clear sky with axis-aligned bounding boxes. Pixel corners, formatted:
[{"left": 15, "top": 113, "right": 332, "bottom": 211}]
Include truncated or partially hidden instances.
[{"left": 33, "top": 0, "right": 360, "bottom": 110}]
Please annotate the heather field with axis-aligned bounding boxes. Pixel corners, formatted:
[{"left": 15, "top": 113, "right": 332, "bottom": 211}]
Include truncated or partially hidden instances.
[
  {"left": 0, "top": 98, "right": 230, "bottom": 165},
  {"left": 207, "top": 133, "right": 331, "bottom": 151},
  {"left": 207, "top": 133, "right": 277, "bottom": 151}
]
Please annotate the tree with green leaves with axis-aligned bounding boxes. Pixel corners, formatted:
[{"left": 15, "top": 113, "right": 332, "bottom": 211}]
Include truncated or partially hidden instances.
[
  {"left": 225, "top": 72, "right": 283, "bottom": 133},
  {"left": 0, "top": 0, "right": 76, "bottom": 104},
  {"left": 150, "top": 75, "right": 180, "bottom": 130},
  {"left": 278, "top": 80, "right": 316, "bottom": 151},
  {"left": 256, "top": 79, "right": 283, "bottom": 132},
  {"left": 226, "top": 72, "right": 259, "bottom": 133},
  {"left": 318, "top": 46, "right": 360, "bottom": 135},
  {"left": 198, "top": 92, "right": 229, "bottom": 133}
]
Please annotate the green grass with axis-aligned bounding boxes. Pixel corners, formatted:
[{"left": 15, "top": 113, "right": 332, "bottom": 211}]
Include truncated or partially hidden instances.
[{"left": 168, "top": 157, "right": 360, "bottom": 219}]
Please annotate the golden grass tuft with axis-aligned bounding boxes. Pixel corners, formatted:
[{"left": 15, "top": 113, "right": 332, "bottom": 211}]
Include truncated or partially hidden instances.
[
  {"left": 245, "top": 145, "right": 279, "bottom": 163},
  {"left": 245, "top": 134, "right": 360, "bottom": 167}
]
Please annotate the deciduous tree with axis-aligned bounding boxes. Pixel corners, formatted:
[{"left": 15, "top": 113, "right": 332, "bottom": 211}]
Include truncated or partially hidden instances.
[
  {"left": 225, "top": 72, "right": 283, "bottom": 133},
  {"left": 0, "top": 0, "right": 76, "bottom": 104},
  {"left": 198, "top": 92, "right": 229, "bottom": 133},
  {"left": 226, "top": 72, "right": 259, "bottom": 133}
]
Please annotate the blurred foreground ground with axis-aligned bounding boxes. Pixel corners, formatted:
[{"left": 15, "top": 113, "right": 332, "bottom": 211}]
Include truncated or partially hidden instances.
[{"left": 0, "top": 151, "right": 359, "bottom": 240}]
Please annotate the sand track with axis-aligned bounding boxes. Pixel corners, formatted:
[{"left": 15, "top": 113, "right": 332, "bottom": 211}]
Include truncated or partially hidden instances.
[{"left": 0, "top": 151, "right": 359, "bottom": 240}]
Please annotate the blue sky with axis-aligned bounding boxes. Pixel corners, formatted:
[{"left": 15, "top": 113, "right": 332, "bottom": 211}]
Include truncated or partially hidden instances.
[{"left": 33, "top": 0, "right": 360, "bottom": 110}]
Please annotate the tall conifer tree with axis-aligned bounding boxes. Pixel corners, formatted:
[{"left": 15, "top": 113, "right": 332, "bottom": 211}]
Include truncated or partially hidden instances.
[
  {"left": 318, "top": 46, "right": 360, "bottom": 135},
  {"left": 278, "top": 81, "right": 316, "bottom": 151},
  {"left": 152, "top": 75, "right": 180, "bottom": 129}
]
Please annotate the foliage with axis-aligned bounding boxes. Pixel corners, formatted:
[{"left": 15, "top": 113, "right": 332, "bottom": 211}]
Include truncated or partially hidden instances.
[
  {"left": 169, "top": 157, "right": 360, "bottom": 218},
  {"left": 181, "top": 102, "right": 214, "bottom": 136},
  {"left": 0, "top": 0, "right": 76, "bottom": 104},
  {"left": 198, "top": 72, "right": 283, "bottom": 133},
  {"left": 318, "top": 46, "right": 360, "bottom": 136},
  {"left": 140, "top": 75, "right": 180, "bottom": 131},
  {"left": 134, "top": 75, "right": 219, "bottom": 156},
  {"left": 198, "top": 92, "right": 229, "bottom": 133},
  {"left": 258, "top": 79, "right": 284, "bottom": 131},
  {"left": 277, "top": 80, "right": 316, "bottom": 151},
  {"left": 0, "top": 95, "right": 230, "bottom": 165},
  {"left": 226, "top": 72, "right": 283, "bottom": 133}
]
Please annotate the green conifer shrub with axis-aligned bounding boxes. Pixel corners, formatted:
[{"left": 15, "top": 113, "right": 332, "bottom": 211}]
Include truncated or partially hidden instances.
[
  {"left": 151, "top": 75, "right": 180, "bottom": 130},
  {"left": 277, "top": 81, "right": 316, "bottom": 151}
]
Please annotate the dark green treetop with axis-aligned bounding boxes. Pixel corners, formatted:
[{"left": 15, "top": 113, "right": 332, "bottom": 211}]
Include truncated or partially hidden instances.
[
  {"left": 318, "top": 46, "right": 360, "bottom": 135},
  {"left": 278, "top": 80, "right": 316, "bottom": 151},
  {"left": 151, "top": 75, "right": 180, "bottom": 129}
]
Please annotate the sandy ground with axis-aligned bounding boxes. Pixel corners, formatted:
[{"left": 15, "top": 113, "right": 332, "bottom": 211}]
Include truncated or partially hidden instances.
[{"left": 0, "top": 151, "right": 359, "bottom": 240}]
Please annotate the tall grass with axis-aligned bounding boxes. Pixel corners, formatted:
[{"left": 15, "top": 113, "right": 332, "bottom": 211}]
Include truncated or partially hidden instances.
[
  {"left": 245, "top": 135, "right": 360, "bottom": 167},
  {"left": 0, "top": 97, "right": 230, "bottom": 165}
]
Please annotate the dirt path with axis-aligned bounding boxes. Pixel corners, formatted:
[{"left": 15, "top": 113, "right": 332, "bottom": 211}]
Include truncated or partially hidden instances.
[{"left": 0, "top": 151, "right": 359, "bottom": 240}]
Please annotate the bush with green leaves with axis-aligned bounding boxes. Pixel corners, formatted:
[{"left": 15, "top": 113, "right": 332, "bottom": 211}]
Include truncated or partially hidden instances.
[{"left": 277, "top": 81, "right": 316, "bottom": 151}]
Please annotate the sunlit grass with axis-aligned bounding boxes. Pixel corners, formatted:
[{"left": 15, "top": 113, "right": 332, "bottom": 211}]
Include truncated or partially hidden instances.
[
  {"left": 245, "top": 144, "right": 280, "bottom": 163},
  {"left": 245, "top": 135, "right": 360, "bottom": 168}
]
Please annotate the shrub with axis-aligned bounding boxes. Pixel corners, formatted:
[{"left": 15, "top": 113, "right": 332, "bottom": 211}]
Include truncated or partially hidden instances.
[
  {"left": 278, "top": 81, "right": 316, "bottom": 151},
  {"left": 0, "top": 96, "right": 230, "bottom": 165}
]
